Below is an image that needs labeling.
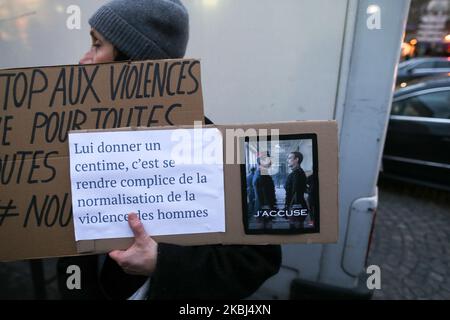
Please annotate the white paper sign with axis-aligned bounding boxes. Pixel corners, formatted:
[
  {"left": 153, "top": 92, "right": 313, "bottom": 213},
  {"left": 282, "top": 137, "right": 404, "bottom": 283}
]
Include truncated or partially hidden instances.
[{"left": 68, "top": 128, "right": 225, "bottom": 241}]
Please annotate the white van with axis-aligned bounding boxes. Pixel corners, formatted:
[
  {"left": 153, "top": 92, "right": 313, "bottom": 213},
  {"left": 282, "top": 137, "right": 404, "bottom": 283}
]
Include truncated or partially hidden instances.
[
  {"left": 182, "top": 0, "right": 410, "bottom": 299},
  {"left": 0, "top": 0, "right": 410, "bottom": 299}
]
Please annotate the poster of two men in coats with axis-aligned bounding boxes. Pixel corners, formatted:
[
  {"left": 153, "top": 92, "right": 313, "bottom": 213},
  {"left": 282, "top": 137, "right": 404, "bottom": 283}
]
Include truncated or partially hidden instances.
[{"left": 242, "top": 134, "right": 319, "bottom": 235}]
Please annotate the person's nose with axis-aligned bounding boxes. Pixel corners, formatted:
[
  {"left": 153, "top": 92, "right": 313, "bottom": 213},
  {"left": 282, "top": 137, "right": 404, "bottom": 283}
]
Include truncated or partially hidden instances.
[{"left": 79, "top": 48, "right": 94, "bottom": 65}]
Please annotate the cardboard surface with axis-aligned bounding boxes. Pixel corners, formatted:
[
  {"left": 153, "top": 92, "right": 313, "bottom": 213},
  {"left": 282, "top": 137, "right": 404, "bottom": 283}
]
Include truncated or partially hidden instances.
[
  {"left": 0, "top": 59, "right": 338, "bottom": 261},
  {"left": 0, "top": 59, "right": 204, "bottom": 261},
  {"left": 74, "top": 121, "right": 338, "bottom": 253}
]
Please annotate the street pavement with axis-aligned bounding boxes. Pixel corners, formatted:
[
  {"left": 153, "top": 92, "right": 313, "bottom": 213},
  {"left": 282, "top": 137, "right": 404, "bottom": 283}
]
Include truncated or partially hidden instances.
[{"left": 367, "top": 179, "right": 450, "bottom": 300}]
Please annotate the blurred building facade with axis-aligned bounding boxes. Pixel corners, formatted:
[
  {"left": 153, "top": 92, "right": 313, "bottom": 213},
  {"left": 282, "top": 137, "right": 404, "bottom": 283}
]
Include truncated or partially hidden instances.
[{"left": 402, "top": 0, "right": 450, "bottom": 59}]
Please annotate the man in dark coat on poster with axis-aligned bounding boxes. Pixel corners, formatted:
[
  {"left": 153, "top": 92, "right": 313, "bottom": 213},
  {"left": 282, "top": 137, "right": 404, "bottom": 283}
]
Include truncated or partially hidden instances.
[
  {"left": 247, "top": 167, "right": 257, "bottom": 217},
  {"left": 285, "top": 151, "right": 308, "bottom": 229}
]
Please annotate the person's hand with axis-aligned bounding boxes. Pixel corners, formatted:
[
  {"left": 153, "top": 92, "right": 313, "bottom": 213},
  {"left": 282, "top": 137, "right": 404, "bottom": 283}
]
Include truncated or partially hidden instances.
[{"left": 108, "top": 213, "right": 158, "bottom": 276}]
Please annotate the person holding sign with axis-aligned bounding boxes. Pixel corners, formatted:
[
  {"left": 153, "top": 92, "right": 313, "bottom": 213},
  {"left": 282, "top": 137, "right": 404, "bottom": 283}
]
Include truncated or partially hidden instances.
[{"left": 59, "top": 0, "right": 281, "bottom": 300}]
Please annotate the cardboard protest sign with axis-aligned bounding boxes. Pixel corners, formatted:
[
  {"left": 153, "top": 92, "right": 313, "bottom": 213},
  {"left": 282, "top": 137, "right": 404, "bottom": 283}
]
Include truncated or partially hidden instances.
[
  {"left": 71, "top": 121, "right": 338, "bottom": 254},
  {"left": 0, "top": 59, "right": 204, "bottom": 261}
]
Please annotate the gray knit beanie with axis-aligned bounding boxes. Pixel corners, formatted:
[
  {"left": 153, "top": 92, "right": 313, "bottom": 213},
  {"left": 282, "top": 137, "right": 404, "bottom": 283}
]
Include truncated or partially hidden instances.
[{"left": 89, "top": 0, "right": 189, "bottom": 60}]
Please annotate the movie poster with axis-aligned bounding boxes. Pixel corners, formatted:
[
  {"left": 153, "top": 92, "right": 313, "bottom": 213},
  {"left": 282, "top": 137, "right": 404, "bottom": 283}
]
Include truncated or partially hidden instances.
[{"left": 241, "top": 134, "right": 320, "bottom": 235}]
